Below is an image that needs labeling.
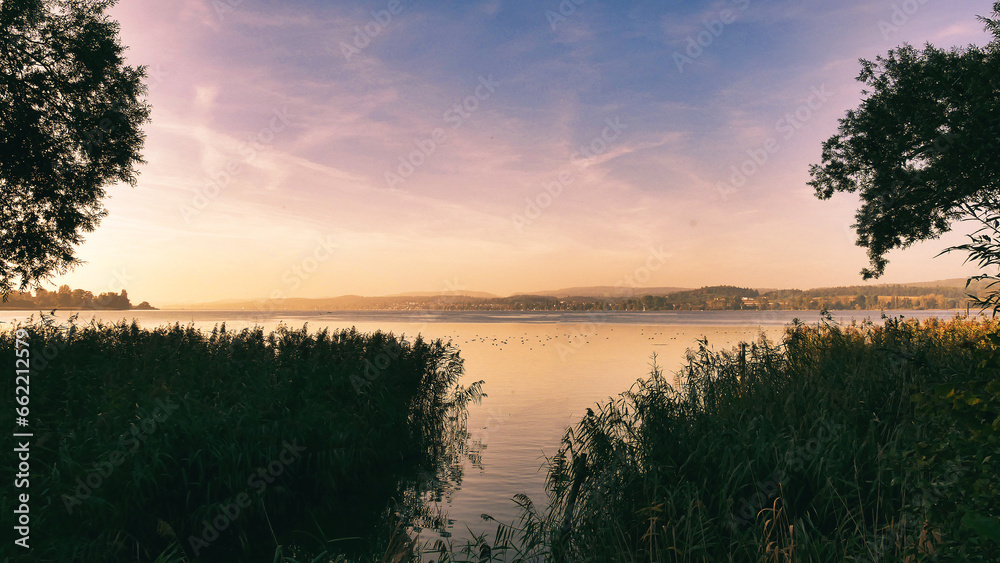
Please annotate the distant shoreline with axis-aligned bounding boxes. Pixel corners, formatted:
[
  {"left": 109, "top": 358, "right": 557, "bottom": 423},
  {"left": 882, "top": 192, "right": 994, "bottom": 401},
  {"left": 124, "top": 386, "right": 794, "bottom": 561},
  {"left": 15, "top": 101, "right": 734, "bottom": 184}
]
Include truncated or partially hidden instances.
[
  {"left": 0, "top": 307, "right": 158, "bottom": 312},
  {"left": 0, "top": 307, "right": 968, "bottom": 313},
  {"left": 1, "top": 309, "right": 977, "bottom": 330}
]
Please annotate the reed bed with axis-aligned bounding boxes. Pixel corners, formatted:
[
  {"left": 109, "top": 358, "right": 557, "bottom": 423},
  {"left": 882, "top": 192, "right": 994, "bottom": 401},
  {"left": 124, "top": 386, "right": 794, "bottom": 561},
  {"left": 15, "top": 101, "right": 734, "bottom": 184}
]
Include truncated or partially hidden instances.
[
  {"left": 464, "top": 315, "right": 999, "bottom": 562},
  {"left": 0, "top": 315, "right": 481, "bottom": 562}
]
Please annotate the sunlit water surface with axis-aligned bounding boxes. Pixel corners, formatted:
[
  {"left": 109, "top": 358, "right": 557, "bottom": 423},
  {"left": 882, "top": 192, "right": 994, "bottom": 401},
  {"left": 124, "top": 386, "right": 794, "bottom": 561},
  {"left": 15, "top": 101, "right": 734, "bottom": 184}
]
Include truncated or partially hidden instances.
[{"left": 0, "top": 309, "right": 967, "bottom": 555}]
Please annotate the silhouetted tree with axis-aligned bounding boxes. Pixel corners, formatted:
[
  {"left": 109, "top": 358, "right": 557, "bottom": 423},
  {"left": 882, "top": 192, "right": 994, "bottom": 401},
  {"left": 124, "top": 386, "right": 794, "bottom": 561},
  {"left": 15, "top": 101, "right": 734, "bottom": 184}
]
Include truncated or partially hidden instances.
[
  {"left": 809, "top": 4, "right": 1000, "bottom": 282},
  {"left": 946, "top": 198, "right": 1000, "bottom": 313},
  {"left": 1, "top": 0, "right": 150, "bottom": 297},
  {"left": 57, "top": 283, "right": 73, "bottom": 306}
]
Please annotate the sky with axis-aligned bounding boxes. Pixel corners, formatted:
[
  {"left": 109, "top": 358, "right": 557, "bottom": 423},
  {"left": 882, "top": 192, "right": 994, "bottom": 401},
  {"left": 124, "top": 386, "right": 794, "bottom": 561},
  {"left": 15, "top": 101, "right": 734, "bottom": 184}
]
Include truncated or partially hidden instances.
[{"left": 48, "top": 0, "right": 997, "bottom": 305}]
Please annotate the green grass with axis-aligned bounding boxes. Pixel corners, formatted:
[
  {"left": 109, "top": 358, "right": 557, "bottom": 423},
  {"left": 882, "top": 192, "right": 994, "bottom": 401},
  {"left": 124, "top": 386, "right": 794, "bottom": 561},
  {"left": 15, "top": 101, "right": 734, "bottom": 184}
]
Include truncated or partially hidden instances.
[
  {"left": 0, "top": 315, "right": 481, "bottom": 562},
  {"left": 465, "top": 315, "right": 1000, "bottom": 562}
]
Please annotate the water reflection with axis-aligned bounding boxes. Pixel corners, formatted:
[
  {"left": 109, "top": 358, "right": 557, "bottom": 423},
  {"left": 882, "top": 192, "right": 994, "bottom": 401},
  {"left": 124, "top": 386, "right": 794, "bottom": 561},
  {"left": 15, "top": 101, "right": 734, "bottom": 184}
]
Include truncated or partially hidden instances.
[{"left": 0, "top": 308, "right": 973, "bottom": 558}]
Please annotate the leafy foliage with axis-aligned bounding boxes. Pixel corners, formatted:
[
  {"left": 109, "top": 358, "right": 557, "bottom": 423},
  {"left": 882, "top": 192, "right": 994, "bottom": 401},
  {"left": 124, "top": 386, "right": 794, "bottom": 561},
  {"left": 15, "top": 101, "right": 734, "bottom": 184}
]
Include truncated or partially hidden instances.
[
  {"left": 809, "top": 3, "right": 1000, "bottom": 280},
  {"left": 0, "top": 0, "right": 151, "bottom": 295},
  {"left": 1, "top": 284, "right": 139, "bottom": 309},
  {"left": 942, "top": 197, "right": 1000, "bottom": 315}
]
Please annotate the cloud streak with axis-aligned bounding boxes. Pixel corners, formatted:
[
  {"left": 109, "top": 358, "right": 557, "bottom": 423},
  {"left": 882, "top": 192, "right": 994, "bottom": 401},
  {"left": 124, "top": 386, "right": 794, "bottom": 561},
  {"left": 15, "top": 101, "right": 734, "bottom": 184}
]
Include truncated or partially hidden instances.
[{"left": 48, "top": 0, "right": 996, "bottom": 303}]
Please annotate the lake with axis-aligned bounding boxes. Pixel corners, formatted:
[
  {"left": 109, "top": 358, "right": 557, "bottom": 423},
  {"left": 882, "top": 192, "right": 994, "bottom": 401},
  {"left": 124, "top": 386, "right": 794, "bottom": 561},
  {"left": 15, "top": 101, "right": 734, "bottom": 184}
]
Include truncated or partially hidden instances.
[{"left": 0, "top": 308, "right": 966, "bottom": 556}]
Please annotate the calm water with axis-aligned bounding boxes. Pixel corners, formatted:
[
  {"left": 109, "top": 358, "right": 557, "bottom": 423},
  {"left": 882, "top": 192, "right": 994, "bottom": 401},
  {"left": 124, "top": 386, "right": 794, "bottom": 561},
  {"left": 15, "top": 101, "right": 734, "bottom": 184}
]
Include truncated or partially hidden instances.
[{"left": 0, "top": 308, "right": 967, "bottom": 555}]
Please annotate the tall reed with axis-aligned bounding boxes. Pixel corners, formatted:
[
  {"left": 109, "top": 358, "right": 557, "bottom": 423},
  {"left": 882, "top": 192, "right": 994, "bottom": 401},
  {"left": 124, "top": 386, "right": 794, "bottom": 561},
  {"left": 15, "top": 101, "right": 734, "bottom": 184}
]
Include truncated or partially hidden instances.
[
  {"left": 0, "top": 316, "right": 481, "bottom": 562},
  {"left": 471, "top": 316, "right": 999, "bottom": 562}
]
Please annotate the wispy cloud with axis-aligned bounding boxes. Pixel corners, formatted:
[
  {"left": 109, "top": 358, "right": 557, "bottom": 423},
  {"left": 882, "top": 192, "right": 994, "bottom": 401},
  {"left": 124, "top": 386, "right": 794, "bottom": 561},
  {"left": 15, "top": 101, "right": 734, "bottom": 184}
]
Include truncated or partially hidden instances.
[{"left": 55, "top": 0, "right": 993, "bottom": 302}]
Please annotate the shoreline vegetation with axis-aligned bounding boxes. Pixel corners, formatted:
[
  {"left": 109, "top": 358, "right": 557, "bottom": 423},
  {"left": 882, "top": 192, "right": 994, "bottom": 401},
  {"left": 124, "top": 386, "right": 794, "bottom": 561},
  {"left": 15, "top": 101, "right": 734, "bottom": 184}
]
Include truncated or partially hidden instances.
[
  {"left": 456, "top": 315, "right": 1000, "bottom": 562},
  {"left": 2, "top": 281, "right": 983, "bottom": 313},
  {"left": 2, "top": 312, "right": 996, "bottom": 561},
  {"left": 0, "top": 316, "right": 481, "bottom": 562},
  {"left": 1, "top": 285, "right": 157, "bottom": 310},
  {"left": 176, "top": 283, "right": 984, "bottom": 313}
]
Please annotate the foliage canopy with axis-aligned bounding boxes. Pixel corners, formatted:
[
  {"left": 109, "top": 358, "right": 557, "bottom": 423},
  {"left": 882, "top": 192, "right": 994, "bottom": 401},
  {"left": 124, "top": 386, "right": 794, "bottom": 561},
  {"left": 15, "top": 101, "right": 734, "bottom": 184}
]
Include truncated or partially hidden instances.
[
  {"left": 809, "top": 3, "right": 1000, "bottom": 281},
  {"left": 0, "top": 0, "right": 150, "bottom": 295}
]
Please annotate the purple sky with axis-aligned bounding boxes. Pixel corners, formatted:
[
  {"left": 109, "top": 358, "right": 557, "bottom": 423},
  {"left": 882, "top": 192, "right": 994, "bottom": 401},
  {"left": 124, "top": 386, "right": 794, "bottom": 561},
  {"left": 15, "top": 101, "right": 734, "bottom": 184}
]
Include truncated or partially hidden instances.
[{"left": 51, "top": 0, "right": 996, "bottom": 304}]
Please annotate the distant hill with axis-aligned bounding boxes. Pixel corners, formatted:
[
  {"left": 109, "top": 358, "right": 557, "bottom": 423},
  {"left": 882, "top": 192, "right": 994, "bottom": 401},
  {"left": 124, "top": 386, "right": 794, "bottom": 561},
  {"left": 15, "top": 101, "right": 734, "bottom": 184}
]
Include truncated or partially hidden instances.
[
  {"left": 523, "top": 286, "right": 691, "bottom": 299},
  {"left": 385, "top": 290, "right": 498, "bottom": 298},
  {"left": 901, "top": 278, "right": 984, "bottom": 291},
  {"left": 167, "top": 294, "right": 484, "bottom": 311},
  {"left": 166, "top": 277, "right": 988, "bottom": 311}
]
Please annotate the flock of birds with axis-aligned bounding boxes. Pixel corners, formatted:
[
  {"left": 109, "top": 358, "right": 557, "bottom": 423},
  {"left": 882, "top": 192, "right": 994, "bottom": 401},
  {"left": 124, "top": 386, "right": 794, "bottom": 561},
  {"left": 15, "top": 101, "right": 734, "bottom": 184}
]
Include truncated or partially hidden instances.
[{"left": 423, "top": 328, "right": 761, "bottom": 352}]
